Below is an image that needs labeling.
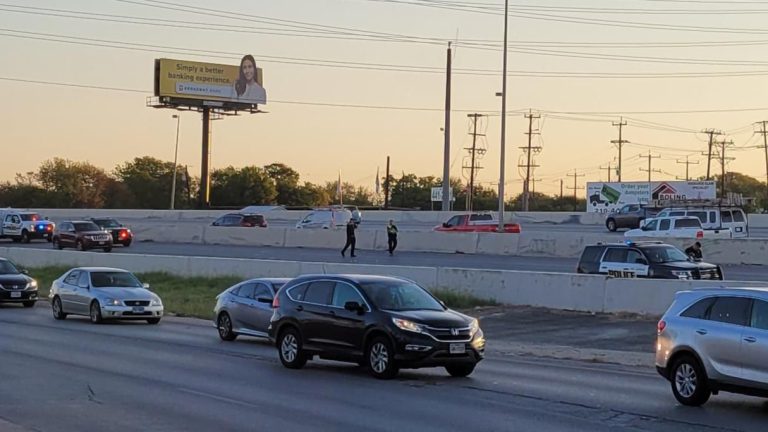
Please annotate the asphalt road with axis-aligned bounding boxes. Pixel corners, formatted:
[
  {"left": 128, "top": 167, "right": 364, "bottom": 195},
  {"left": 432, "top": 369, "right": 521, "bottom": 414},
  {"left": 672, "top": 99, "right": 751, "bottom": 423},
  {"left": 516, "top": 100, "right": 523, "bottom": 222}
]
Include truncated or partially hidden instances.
[
  {"left": 9, "top": 241, "right": 768, "bottom": 282},
  {"left": 1, "top": 304, "right": 766, "bottom": 432}
]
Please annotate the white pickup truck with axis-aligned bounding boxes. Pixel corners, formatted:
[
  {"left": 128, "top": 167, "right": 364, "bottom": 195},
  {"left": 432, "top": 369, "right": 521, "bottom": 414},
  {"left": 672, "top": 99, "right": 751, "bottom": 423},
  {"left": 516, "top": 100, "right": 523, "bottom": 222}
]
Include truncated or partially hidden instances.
[
  {"left": 624, "top": 216, "right": 732, "bottom": 240},
  {"left": 0, "top": 210, "right": 55, "bottom": 243}
]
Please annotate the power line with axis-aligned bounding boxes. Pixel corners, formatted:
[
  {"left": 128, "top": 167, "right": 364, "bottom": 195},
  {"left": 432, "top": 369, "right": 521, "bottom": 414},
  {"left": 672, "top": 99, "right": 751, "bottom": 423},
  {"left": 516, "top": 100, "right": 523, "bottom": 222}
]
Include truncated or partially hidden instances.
[
  {"left": 639, "top": 152, "right": 663, "bottom": 182},
  {"left": 676, "top": 156, "right": 700, "bottom": 180}
]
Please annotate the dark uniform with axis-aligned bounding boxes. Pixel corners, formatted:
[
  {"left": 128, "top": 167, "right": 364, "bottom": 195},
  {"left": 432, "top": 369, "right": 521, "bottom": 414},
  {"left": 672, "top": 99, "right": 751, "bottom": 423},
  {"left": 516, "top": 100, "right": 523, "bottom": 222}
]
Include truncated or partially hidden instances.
[
  {"left": 685, "top": 244, "right": 703, "bottom": 260},
  {"left": 341, "top": 220, "right": 357, "bottom": 257},
  {"left": 387, "top": 222, "right": 398, "bottom": 255}
]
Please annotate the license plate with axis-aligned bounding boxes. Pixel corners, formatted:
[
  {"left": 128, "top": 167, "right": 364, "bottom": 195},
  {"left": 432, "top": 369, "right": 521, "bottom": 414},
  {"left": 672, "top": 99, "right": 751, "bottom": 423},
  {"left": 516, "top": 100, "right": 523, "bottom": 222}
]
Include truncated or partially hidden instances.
[
  {"left": 10, "top": 292, "right": 21, "bottom": 298},
  {"left": 133, "top": 306, "right": 144, "bottom": 312},
  {"left": 449, "top": 343, "right": 466, "bottom": 354},
  {"left": 99, "top": 241, "right": 105, "bottom": 245}
]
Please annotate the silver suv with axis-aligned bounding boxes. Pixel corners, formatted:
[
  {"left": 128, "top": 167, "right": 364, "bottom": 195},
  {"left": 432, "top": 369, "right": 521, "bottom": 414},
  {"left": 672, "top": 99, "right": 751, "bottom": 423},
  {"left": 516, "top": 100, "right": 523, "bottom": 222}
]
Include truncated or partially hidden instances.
[{"left": 656, "top": 288, "right": 768, "bottom": 406}]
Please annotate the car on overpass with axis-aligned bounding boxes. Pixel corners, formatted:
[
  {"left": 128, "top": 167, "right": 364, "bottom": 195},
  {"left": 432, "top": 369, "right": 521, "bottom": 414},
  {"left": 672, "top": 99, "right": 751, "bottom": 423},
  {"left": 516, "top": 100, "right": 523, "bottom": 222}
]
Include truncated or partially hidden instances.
[
  {"left": 89, "top": 217, "right": 133, "bottom": 247},
  {"left": 212, "top": 212, "right": 268, "bottom": 228},
  {"left": 0, "top": 258, "right": 38, "bottom": 308},
  {"left": 604, "top": 204, "right": 661, "bottom": 232},
  {"left": 49, "top": 267, "right": 163, "bottom": 324},
  {"left": 624, "top": 216, "right": 732, "bottom": 240},
  {"left": 268, "top": 274, "right": 485, "bottom": 379},
  {"left": 214, "top": 277, "right": 291, "bottom": 341},
  {"left": 435, "top": 213, "right": 521, "bottom": 233},
  {"left": 656, "top": 287, "right": 768, "bottom": 406},
  {"left": 576, "top": 241, "right": 723, "bottom": 280}
]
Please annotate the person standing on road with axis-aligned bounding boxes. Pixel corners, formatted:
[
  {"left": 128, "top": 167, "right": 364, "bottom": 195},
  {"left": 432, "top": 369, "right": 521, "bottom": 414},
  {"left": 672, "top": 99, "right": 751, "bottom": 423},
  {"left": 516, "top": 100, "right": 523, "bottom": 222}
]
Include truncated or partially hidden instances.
[
  {"left": 341, "top": 218, "right": 357, "bottom": 257},
  {"left": 387, "top": 219, "right": 398, "bottom": 256}
]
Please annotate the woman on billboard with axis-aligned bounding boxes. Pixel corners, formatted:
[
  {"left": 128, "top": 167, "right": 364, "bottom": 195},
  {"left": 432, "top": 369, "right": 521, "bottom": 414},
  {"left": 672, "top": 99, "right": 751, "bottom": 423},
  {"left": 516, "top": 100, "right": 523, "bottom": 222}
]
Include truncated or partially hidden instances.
[{"left": 233, "top": 54, "right": 266, "bottom": 104}]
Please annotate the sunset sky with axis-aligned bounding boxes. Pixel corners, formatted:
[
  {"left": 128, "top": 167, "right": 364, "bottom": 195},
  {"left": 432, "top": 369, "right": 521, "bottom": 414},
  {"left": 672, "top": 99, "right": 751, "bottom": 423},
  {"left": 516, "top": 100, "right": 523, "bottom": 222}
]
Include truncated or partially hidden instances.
[{"left": 2, "top": 0, "right": 768, "bottom": 197}]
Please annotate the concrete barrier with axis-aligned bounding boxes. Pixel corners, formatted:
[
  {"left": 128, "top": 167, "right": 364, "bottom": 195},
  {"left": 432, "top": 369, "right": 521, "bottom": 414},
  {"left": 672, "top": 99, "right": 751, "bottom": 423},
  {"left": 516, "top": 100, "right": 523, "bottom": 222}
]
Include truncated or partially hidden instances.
[
  {"left": 749, "top": 214, "right": 768, "bottom": 229},
  {"left": 384, "top": 230, "right": 479, "bottom": 254},
  {"left": 202, "top": 226, "right": 286, "bottom": 247},
  {"left": 131, "top": 223, "right": 205, "bottom": 244}
]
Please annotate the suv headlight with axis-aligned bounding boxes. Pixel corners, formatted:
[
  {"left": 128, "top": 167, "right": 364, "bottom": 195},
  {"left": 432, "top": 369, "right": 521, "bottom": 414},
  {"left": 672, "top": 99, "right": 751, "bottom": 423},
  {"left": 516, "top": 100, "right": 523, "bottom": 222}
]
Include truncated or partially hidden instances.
[
  {"left": 469, "top": 318, "right": 480, "bottom": 336},
  {"left": 392, "top": 318, "right": 425, "bottom": 334},
  {"left": 26, "top": 280, "right": 38, "bottom": 290},
  {"left": 104, "top": 298, "right": 121, "bottom": 306},
  {"left": 671, "top": 270, "right": 692, "bottom": 280}
]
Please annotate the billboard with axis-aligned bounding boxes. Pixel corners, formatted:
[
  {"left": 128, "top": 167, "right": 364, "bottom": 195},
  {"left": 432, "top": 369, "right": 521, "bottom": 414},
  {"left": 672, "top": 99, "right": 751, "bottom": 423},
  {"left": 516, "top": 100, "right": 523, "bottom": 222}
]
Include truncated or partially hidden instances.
[
  {"left": 586, "top": 181, "right": 717, "bottom": 213},
  {"left": 154, "top": 56, "right": 266, "bottom": 106}
]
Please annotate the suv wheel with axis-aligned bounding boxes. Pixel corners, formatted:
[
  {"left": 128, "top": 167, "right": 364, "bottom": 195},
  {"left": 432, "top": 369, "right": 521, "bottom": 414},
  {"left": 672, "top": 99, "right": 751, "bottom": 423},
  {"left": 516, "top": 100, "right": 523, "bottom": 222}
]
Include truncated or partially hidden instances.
[
  {"left": 20, "top": 230, "right": 30, "bottom": 243},
  {"left": 367, "top": 337, "right": 399, "bottom": 379},
  {"left": 278, "top": 327, "right": 307, "bottom": 369},
  {"left": 217, "top": 313, "right": 238, "bottom": 341},
  {"left": 606, "top": 219, "right": 617, "bottom": 232},
  {"left": 76, "top": 240, "right": 87, "bottom": 252},
  {"left": 671, "top": 356, "right": 711, "bottom": 406},
  {"left": 445, "top": 363, "right": 477, "bottom": 378}
]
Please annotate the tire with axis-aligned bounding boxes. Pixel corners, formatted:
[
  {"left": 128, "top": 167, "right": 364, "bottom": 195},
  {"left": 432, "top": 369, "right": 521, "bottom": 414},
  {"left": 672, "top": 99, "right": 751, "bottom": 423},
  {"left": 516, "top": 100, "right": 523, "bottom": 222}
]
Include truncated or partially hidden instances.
[
  {"left": 22, "top": 301, "right": 36, "bottom": 308},
  {"left": 146, "top": 318, "right": 161, "bottom": 325},
  {"left": 103, "top": 247, "right": 112, "bottom": 253},
  {"left": 123, "top": 241, "right": 132, "bottom": 248},
  {"left": 52, "top": 237, "right": 63, "bottom": 250},
  {"left": 20, "top": 230, "right": 30, "bottom": 243},
  {"left": 89, "top": 301, "right": 103, "bottom": 324},
  {"left": 366, "top": 337, "right": 399, "bottom": 379},
  {"left": 217, "top": 312, "right": 238, "bottom": 341},
  {"left": 52, "top": 296, "right": 67, "bottom": 320},
  {"left": 670, "top": 355, "right": 711, "bottom": 406},
  {"left": 606, "top": 219, "right": 617, "bottom": 232},
  {"left": 278, "top": 327, "right": 307, "bottom": 369},
  {"left": 76, "top": 240, "right": 87, "bottom": 252},
  {"left": 46, "top": 236, "right": 52, "bottom": 243},
  {"left": 445, "top": 363, "right": 477, "bottom": 378}
]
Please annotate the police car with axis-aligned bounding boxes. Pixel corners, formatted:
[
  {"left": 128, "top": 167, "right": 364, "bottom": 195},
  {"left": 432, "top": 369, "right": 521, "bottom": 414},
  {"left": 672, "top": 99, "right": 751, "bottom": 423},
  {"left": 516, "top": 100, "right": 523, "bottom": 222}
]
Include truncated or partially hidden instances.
[
  {"left": 0, "top": 210, "right": 55, "bottom": 243},
  {"left": 576, "top": 241, "right": 723, "bottom": 280}
]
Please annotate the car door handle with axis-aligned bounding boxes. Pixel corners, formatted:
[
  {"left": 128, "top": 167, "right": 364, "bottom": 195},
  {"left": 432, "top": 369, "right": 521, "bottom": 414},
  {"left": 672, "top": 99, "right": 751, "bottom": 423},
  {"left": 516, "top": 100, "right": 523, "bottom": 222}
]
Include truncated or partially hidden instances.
[
  {"left": 696, "top": 329, "right": 708, "bottom": 335},
  {"left": 295, "top": 305, "right": 304, "bottom": 312},
  {"left": 744, "top": 336, "right": 757, "bottom": 343},
  {"left": 328, "top": 310, "right": 336, "bottom": 316}
]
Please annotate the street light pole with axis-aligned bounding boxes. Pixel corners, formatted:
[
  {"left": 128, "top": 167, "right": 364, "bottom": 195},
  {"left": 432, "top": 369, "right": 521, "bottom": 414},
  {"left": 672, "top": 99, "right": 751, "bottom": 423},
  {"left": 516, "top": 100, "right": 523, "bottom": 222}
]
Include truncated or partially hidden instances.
[
  {"left": 497, "top": 0, "right": 509, "bottom": 232},
  {"left": 170, "top": 114, "right": 181, "bottom": 210}
]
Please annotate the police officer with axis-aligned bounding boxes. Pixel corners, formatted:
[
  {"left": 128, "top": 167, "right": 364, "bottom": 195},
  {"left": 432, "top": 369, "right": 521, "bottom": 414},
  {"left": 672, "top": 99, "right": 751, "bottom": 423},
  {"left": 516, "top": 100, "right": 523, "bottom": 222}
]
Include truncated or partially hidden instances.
[
  {"left": 341, "top": 218, "right": 357, "bottom": 257},
  {"left": 685, "top": 242, "right": 703, "bottom": 260},
  {"left": 386, "top": 219, "right": 398, "bottom": 256}
]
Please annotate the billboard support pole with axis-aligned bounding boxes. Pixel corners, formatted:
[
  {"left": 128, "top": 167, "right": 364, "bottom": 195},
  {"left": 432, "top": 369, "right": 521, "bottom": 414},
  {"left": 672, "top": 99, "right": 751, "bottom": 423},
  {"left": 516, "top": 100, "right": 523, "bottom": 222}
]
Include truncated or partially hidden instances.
[{"left": 200, "top": 107, "right": 212, "bottom": 209}]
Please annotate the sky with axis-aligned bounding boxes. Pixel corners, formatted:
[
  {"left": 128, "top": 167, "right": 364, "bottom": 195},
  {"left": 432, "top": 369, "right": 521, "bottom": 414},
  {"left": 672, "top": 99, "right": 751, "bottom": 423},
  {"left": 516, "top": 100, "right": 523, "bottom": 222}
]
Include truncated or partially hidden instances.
[{"left": 2, "top": 0, "right": 768, "bottom": 198}]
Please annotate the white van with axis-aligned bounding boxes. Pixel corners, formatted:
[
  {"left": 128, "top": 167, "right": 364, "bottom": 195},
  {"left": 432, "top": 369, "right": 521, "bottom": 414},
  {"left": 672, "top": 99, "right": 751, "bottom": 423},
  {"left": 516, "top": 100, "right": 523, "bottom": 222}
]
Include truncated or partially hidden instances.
[
  {"left": 295, "top": 208, "right": 352, "bottom": 229},
  {"left": 655, "top": 206, "right": 748, "bottom": 238}
]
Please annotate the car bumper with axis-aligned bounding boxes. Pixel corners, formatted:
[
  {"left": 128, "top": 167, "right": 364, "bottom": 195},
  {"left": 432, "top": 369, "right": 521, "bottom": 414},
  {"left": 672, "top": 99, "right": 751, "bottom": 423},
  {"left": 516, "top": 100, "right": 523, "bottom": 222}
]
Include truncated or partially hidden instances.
[
  {"left": 100, "top": 305, "right": 163, "bottom": 319},
  {"left": 27, "top": 230, "right": 52, "bottom": 239},
  {"left": 392, "top": 331, "right": 485, "bottom": 368},
  {"left": 0, "top": 290, "right": 38, "bottom": 302},
  {"left": 656, "top": 366, "right": 669, "bottom": 380},
  {"left": 83, "top": 239, "right": 113, "bottom": 248}
]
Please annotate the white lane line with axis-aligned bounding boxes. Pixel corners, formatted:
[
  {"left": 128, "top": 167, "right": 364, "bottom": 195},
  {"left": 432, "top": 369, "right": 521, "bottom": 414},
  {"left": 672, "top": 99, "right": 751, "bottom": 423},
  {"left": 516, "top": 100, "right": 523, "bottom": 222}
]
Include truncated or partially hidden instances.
[{"left": 176, "top": 388, "right": 261, "bottom": 409}]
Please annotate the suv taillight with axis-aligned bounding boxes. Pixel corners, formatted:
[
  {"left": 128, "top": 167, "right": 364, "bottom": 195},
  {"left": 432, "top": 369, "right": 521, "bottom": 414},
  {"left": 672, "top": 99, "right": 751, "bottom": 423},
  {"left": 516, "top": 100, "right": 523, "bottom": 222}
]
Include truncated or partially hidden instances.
[
  {"left": 272, "top": 296, "right": 280, "bottom": 309},
  {"left": 657, "top": 320, "right": 666, "bottom": 333}
]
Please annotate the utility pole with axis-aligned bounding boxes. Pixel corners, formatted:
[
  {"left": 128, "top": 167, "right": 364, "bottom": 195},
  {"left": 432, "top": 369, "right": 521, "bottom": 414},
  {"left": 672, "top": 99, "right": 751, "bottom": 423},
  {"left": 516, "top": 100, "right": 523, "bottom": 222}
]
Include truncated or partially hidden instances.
[
  {"left": 497, "top": 0, "right": 509, "bottom": 232},
  {"left": 170, "top": 114, "right": 181, "bottom": 210},
  {"left": 611, "top": 117, "right": 628, "bottom": 182},
  {"left": 676, "top": 156, "right": 699, "bottom": 181},
  {"left": 755, "top": 121, "right": 768, "bottom": 206},
  {"left": 714, "top": 139, "right": 735, "bottom": 198},
  {"left": 519, "top": 110, "right": 541, "bottom": 211},
  {"left": 701, "top": 129, "right": 722, "bottom": 180},
  {"left": 559, "top": 179, "right": 564, "bottom": 199},
  {"left": 567, "top": 170, "right": 586, "bottom": 200},
  {"left": 599, "top": 162, "right": 614, "bottom": 182},
  {"left": 441, "top": 42, "right": 452, "bottom": 211},
  {"left": 639, "top": 152, "right": 662, "bottom": 182},
  {"left": 463, "top": 113, "right": 486, "bottom": 212},
  {"left": 384, "top": 156, "right": 391, "bottom": 209}
]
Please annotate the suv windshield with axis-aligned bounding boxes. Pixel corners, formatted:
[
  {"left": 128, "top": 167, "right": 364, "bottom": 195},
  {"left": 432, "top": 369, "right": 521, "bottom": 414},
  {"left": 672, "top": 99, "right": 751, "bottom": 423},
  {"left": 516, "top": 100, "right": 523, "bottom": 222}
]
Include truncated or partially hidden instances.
[
  {"left": 640, "top": 245, "right": 689, "bottom": 263},
  {"left": 73, "top": 222, "right": 102, "bottom": 232},
  {"left": 360, "top": 280, "right": 444, "bottom": 311},
  {"left": 93, "top": 219, "right": 121, "bottom": 228},
  {"left": 0, "top": 260, "right": 20, "bottom": 274},
  {"left": 20, "top": 213, "right": 41, "bottom": 221},
  {"left": 90, "top": 271, "right": 142, "bottom": 288}
]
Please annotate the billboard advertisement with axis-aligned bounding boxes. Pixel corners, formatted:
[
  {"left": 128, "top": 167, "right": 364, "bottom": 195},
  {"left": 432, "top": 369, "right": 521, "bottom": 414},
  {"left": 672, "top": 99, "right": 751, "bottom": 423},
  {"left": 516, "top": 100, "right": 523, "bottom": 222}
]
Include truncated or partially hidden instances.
[
  {"left": 154, "top": 56, "right": 266, "bottom": 105},
  {"left": 586, "top": 181, "right": 716, "bottom": 213}
]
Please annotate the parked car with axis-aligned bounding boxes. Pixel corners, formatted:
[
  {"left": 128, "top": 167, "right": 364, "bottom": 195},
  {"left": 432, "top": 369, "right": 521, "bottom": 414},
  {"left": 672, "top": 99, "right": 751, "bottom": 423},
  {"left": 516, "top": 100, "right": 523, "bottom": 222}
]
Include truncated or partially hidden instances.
[
  {"left": 214, "top": 278, "right": 291, "bottom": 341},
  {"left": 656, "top": 287, "right": 768, "bottom": 406},
  {"left": 212, "top": 213, "right": 267, "bottom": 228},
  {"left": 624, "top": 216, "right": 732, "bottom": 240},
  {"left": 656, "top": 206, "right": 748, "bottom": 238},
  {"left": 268, "top": 274, "right": 485, "bottom": 379},
  {"left": 49, "top": 267, "right": 163, "bottom": 324},
  {"left": 0, "top": 257, "right": 38, "bottom": 307},
  {"left": 434, "top": 213, "right": 521, "bottom": 233},
  {"left": 576, "top": 241, "right": 723, "bottom": 280},
  {"left": 295, "top": 208, "right": 351, "bottom": 229},
  {"left": 605, "top": 204, "right": 661, "bottom": 232},
  {"left": 52, "top": 221, "right": 113, "bottom": 252},
  {"left": 89, "top": 218, "right": 133, "bottom": 247},
  {"left": 0, "top": 210, "right": 55, "bottom": 243},
  {"left": 336, "top": 205, "right": 362, "bottom": 225}
]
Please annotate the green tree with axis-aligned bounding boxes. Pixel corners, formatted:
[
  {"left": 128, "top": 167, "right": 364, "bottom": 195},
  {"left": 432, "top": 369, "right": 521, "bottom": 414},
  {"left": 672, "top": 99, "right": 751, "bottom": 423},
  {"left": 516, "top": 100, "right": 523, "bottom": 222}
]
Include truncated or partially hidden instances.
[
  {"left": 114, "top": 157, "right": 192, "bottom": 209},
  {"left": 322, "top": 182, "right": 374, "bottom": 206},
  {"left": 210, "top": 166, "right": 277, "bottom": 207},
  {"left": 36, "top": 158, "right": 111, "bottom": 208},
  {"left": 295, "top": 182, "right": 332, "bottom": 207},
  {"left": 264, "top": 163, "right": 302, "bottom": 205},
  {"left": 0, "top": 182, "right": 56, "bottom": 208}
]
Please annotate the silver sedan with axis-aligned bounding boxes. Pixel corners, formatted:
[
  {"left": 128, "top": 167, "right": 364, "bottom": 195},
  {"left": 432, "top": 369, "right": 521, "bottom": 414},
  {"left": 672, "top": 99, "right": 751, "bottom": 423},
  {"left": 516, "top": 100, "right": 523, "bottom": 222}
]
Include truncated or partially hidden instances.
[
  {"left": 49, "top": 267, "right": 163, "bottom": 324},
  {"left": 214, "top": 278, "right": 290, "bottom": 341}
]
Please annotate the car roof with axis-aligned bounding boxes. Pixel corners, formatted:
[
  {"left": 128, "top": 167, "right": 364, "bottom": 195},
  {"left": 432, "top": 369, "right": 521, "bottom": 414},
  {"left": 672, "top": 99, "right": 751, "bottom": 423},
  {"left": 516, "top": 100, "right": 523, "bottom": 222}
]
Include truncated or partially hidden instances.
[
  {"left": 66, "top": 220, "right": 98, "bottom": 224},
  {"left": 70, "top": 267, "right": 132, "bottom": 273},
  {"left": 242, "top": 277, "right": 291, "bottom": 285},
  {"left": 289, "top": 274, "right": 409, "bottom": 285},
  {"left": 686, "top": 287, "right": 768, "bottom": 298}
]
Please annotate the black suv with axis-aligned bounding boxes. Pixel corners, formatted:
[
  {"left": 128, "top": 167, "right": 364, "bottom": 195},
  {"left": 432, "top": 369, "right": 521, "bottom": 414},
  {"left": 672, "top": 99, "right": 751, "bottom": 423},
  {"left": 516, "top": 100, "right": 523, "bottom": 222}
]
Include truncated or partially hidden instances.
[
  {"left": 0, "top": 258, "right": 38, "bottom": 307},
  {"left": 268, "top": 274, "right": 485, "bottom": 379},
  {"left": 576, "top": 241, "right": 723, "bottom": 280}
]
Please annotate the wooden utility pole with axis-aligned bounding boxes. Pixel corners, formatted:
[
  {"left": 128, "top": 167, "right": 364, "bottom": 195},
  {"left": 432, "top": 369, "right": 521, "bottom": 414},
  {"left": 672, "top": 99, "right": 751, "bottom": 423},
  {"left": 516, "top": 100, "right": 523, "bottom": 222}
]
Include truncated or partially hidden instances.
[
  {"left": 441, "top": 42, "right": 452, "bottom": 211},
  {"left": 714, "top": 139, "right": 735, "bottom": 198},
  {"left": 701, "top": 129, "right": 722, "bottom": 180},
  {"left": 755, "top": 121, "right": 768, "bottom": 206},
  {"left": 567, "top": 171, "right": 586, "bottom": 200},
  {"left": 463, "top": 113, "right": 486, "bottom": 212},
  {"left": 599, "top": 162, "right": 614, "bottom": 182},
  {"left": 519, "top": 111, "right": 541, "bottom": 211},
  {"left": 676, "top": 156, "right": 699, "bottom": 181},
  {"left": 639, "top": 152, "right": 662, "bottom": 182},
  {"left": 611, "top": 118, "right": 628, "bottom": 182}
]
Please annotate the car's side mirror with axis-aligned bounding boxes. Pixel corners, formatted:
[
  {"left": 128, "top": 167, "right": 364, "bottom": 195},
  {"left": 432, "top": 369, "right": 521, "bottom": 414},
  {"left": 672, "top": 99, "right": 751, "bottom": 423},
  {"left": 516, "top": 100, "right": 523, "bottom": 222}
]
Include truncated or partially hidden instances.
[
  {"left": 78, "top": 282, "right": 89, "bottom": 289},
  {"left": 439, "top": 300, "right": 447, "bottom": 308},
  {"left": 442, "top": 223, "right": 449, "bottom": 228},
  {"left": 142, "top": 283, "right": 150, "bottom": 289},
  {"left": 344, "top": 301, "right": 364, "bottom": 313},
  {"left": 21, "top": 269, "right": 29, "bottom": 275}
]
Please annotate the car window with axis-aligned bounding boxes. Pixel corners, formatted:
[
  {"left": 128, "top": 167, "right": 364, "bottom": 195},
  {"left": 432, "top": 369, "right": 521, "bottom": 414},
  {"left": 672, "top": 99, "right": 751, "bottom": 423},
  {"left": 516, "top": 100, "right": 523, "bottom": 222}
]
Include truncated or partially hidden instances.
[
  {"left": 213, "top": 216, "right": 225, "bottom": 226},
  {"left": 288, "top": 283, "right": 309, "bottom": 301},
  {"left": 626, "top": 249, "right": 645, "bottom": 264},
  {"left": 580, "top": 246, "right": 604, "bottom": 264},
  {"left": 469, "top": 214, "right": 492, "bottom": 221},
  {"left": 643, "top": 219, "right": 659, "bottom": 231},
  {"left": 238, "top": 283, "right": 256, "bottom": 299},
  {"left": 332, "top": 282, "right": 365, "bottom": 308},
  {"left": 657, "top": 210, "right": 669, "bottom": 217},
  {"left": 687, "top": 212, "right": 706, "bottom": 224},
  {"left": 675, "top": 218, "right": 701, "bottom": 229},
  {"left": 77, "top": 272, "right": 90, "bottom": 288},
  {"left": 304, "top": 281, "right": 334, "bottom": 305},
  {"left": 670, "top": 211, "right": 685, "bottom": 217},
  {"left": 721, "top": 210, "right": 733, "bottom": 223},
  {"left": 628, "top": 205, "right": 639, "bottom": 212},
  {"left": 90, "top": 271, "right": 142, "bottom": 288},
  {"left": 74, "top": 222, "right": 101, "bottom": 231},
  {"left": 681, "top": 297, "right": 716, "bottom": 319},
  {"left": 709, "top": 297, "right": 751, "bottom": 326},
  {"left": 603, "top": 248, "right": 628, "bottom": 263},
  {"left": 733, "top": 210, "right": 745, "bottom": 223},
  {"left": 229, "top": 286, "right": 241, "bottom": 296},
  {"left": 64, "top": 270, "right": 80, "bottom": 285},
  {"left": 224, "top": 216, "right": 241, "bottom": 226},
  {"left": 253, "top": 284, "right": 272, "bottom": 300},
  {"left": 3, "top": 215, "right": 11, "bottom": 223},
  {"left": 444, "top": 216, "right": 461, "bottom": 227},
  {"left": 709, "top": 211, "right": 717, "bottom": 224},
  {"left": 659, "top": 219, "right": 670, "bottom": 231},
  {"left": 750, "top": 300, "right": 768, "bottom": 331}
]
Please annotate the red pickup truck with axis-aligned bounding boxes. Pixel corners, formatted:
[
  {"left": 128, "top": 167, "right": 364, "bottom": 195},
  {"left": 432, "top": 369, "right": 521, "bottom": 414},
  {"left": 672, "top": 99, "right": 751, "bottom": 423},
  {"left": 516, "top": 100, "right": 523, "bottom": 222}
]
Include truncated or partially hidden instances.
[{"left": 434, "top": 213, "right": 521, "bottom": 233}]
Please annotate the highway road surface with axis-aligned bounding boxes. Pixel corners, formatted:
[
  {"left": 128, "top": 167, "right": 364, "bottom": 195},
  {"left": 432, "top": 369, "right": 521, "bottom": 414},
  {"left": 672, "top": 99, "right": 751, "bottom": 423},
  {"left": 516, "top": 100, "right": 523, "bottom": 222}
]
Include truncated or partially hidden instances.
[
  {"left": 10, "top": 241, "right": 768, "bottom": 282},
  {"left": 1, "top": 305, "right": 766, "bottom": 432}
]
